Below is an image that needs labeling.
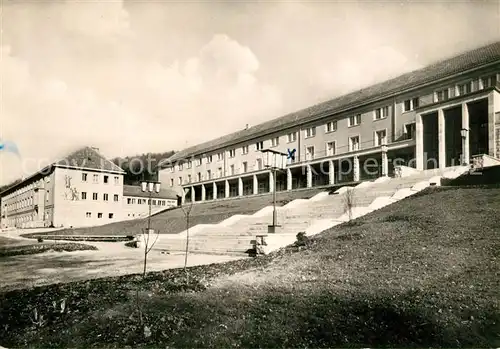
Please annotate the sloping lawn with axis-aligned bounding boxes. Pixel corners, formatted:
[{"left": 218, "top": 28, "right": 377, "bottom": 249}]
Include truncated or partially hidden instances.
[{"left": 1, "top": 187, "right": 499, "bottom": 348}]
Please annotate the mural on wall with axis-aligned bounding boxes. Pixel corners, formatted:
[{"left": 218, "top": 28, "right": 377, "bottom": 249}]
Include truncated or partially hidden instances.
[{"left": 64, "top": 175, "right": 79, "bottom": 201}]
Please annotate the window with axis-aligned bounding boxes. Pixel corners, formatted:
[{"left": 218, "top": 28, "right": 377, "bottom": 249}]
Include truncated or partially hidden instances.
[
  {"left": 196, "top": 158, "right": 202, "bottom": 166},
  {"left": 256, "top": 141, "right": 264, "bottom": 151},
  {"left": 131, "top": 198, "right": 136, "bottom": 204},
  {"left": 229, "top": 149, "right": 236, "bottom": 158},
  {"left": 326, "top": 121, "right": 337, "bottom": 133},
  {"left": 170, "top": 166, "right": 175, "bottom": 173},
  {"left": 178, "top": 177, "right": 183, "bottom": 185},
  {"left": 242, "top": 145, "right": 249, "bottom": 154},
  {"left": 93, "top": 192, "right": 98, "bottom": 200},
  {"left": 306, "top": 146, "right": 315, "bottom": 160},
  {"left": 348, "top": 114, "right": 361, "bottom": 127},
  {"left": 152, "top": 200, "right": 157, "bottom": 205},
  {"left": 271, "top": 137, "right": 280, "bottom": 147},
  {"left": 114, "top": 194, "right": 119, "bottom": 202},
  {"left": 349, "top": 136, "right": 360, "bottom": 151},
  {"left": 127, "top": 198, "right": 132, "bottom": 204},
  {"left": 197, "top": 172, "right": 202, "bottom": 181},
  {"left": 114, "top": 176, "right": 119, "bottom": 184},
  {"left": 207, "top": 155, "right": 213, "bottom": 163},
  {"left": 305, "top": 127, "right": 316, "bottom": 138},
  {"left": 81, "top": 192, "right": 87, "bottom": 200},
  {"left": 82, "top": 173, "right": 87, "bottom": 182},
  {"left": 170, "top": 178, "right": 174, "bottom": 187},
  {"left": 86, "top": 212, "right": 91, "bottom": 218},
  {"left": 230, "top": 164, "right": 235, "bottom": 175},
  {"left": 98, "top": 213, "right": 103, "bottom": 219},
  {"left": 326, "top": 141, "right": 336, "bottom": 156},
  {"left": 217, "top": 152, "right": 224, "bottom": 161},
  {"left": 207, "top": 170, "right": 212, "bottom": 180},
  {"left": 457, "top": 82, "right": 472, "bottom": 96},
  {"left": 93, "top": 174, "right": 99, "bottom": 183},
  {"left": 187, "top": 174, "right": 192, "bottom": 183},
  {"left": 404, "top": 123, "right": 416, "bottom": 139},
  {"left": 242, "top": 161, "right": 248, "bottom": 173},
  {"left": 104, "top": 175, "right": 109, "bottom": 184},
  {"left": 179, "top": 163, "right": 183, "bottom": 171},
  {"left": 374, "top": 106, "right": 389, "bottom": 120},
  {"left": 103, "top": 193, "right": 109, "bottom": 201},
  {"left": 287, "top": 132, "right": 297, "bottom": 143},
  {"left": 482, "top": 75, "right": 497, "bottom": 88},
  {"left": 256, "top": 159, "right": 263, "bottom": 170},
  {"left": 109, "top": 213, "right": 114, "bottom": 219},
  {"left": 187, "top": 160, "right": 192, "bottom": 169},
  {"left": 217, "top": 167, "right": 223, "bottom": 178},
  {"left": 435, "top": 88, "right": 449, "bottom": 102},
  {"left": 375, "top": 130, "right": 387, "bottom": 146},
  {"left": 403, "top": 98, "right": 419, "bottom": 112}
]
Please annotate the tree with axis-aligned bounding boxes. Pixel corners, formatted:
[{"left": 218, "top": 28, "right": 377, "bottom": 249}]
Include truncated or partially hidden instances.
[{"left": 342, "top": 187, "right": 356, "bottom": 223}]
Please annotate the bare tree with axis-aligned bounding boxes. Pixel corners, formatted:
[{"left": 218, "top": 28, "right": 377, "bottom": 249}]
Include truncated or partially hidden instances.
[
  {"left": 342, "top": 187, "right": 356, "bottom": 223},
  {"left": 181, "top": 199, "right": 194, "bottom": 284},
  {"left": 141, "top": 226, "right": 160, "bottom": 278}
]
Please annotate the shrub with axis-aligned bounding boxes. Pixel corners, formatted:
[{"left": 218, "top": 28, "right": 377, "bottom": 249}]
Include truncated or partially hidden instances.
[
  {"left": 37, "top": 237, "right": 44, "bottom": 243},
  {"left": 295, "top": 232, "right": 309, "bottom": 247}
]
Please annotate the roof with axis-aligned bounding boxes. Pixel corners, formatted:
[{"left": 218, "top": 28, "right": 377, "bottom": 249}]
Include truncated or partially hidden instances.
[
  {"left": 123, "top": 185, "right": 179, "bottom": 200},
  {"left": 56, "top": 147, "right": 125, "bottom": 174},
  {"left": 163, "top": 40, "right": 500, "bottom": 165}
]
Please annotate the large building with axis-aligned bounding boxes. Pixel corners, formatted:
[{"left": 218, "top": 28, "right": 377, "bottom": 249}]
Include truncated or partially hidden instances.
[
  {"left": 159, "top": 41, "right": 500, "bottom": 202},
  {"left": 0, "top": 147, "right": 178, "bottom": 229}
]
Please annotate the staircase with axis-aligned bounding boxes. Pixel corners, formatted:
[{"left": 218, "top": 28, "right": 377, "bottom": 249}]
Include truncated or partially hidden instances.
[{"left": 152, "top": 167, "right": 469, "bottom": 255}]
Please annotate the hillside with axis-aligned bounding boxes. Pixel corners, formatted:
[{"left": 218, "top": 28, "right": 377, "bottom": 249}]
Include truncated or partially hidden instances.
[{"left": 1, "top": 186, "right": 499, "bottom": 347}]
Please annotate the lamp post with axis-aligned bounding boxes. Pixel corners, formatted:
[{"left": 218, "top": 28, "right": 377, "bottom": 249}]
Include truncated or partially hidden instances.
[
  {"left": 140, "top": 180, "right": 160, "bottom": 277},
  {"left": 260, "top": 149, "right": 287, "bottom": 234},
  {"left": 460, "top": 128, "right": 469, "bottom": 166}
]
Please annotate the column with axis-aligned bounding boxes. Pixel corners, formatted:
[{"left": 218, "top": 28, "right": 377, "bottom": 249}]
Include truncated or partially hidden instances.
[
  {"left": 353, "top": 156, "right": 360, "bottom": 182},
  {"left": 381, "top": 146, "right": 389, "bottom": 177},
  {"left": 306, "top": 164, "right": 312, "bottom": 188},
  {"left": 462, "top": 102, "right": 470, "bottom": 164},
  {"left": 286, "top": 168, "right": 292, "bottom": 191},
  {"left": 201, "top": 184, "right": 206, "bottom": 201},
  {"left": 224, "top": 180, "right": 229, "bottom": 198},
  {"left": 253, "top": 174, "right": 258, "bottom": 195},
  {"left": 488, "top": 91, "right": 496, "bottom": 158},
  {"left": 328, "top": 160, "right": 335, "bottom": 185},
  {"left": 213, "top": 182, "right": 217, "bottom": 200},
  {"left": 415, "top": 113, "right": 424, "bottom": 171},
  {"left": 238, "top": 177, "right": 243, "bottom": 196},
  {"left": 269, "top": 171, "right": 274, "bottom": 193},
  {"left": 438, "top": 108, "right": 446, "bottom": 169},
  {"left": 190, "top": 186, "right": 195, "bottom": 203}
]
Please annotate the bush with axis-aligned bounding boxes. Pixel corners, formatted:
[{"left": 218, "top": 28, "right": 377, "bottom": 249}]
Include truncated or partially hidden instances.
[
  {"left": 294, "top": 232, "right": 309, "bottom": 247},
  {"left": 37, "top": 237, "right": 44, "bottom": 243}
]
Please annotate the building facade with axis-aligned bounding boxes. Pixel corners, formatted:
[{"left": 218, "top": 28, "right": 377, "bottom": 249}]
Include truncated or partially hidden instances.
[
  {"left": 159, "top": 41, "right": 500, "bottom": 203},
  {"left": 122, "top": 185, "right": 178, "bottom": 219},
  {"left": 0, "top": 147, "right": 179, "bottom": 229}
]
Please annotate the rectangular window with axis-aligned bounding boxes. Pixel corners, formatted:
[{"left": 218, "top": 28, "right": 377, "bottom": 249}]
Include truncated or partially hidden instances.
[
  {"left": 170, "top": 166, "right": 175, "bottom": 173},
  {"left": 187, "top": 174, "right": 192, "bottom": 183},
  {"left": 127, "top": 198, "right": 132, "bottom": 204},
  {"left": 103, "top": 193, "right": 109, "bottom": 201},
  {"left": 178, "top": 177, "right": 182, "bottom": 185},
  {"left": 271, "top": 137, "right": 280, "bottom": 147},
  {"left": 207, "top": 155, "right": 213, "bottom": 163},
  {"left": 114, "top": 194, "right": 119, "bottom": 202},
  {"left": 242, "top": 161, "right": 248, "bottom": 173},
  {"left": 306, "top": 146, "right": 315, "bottom": 160},
  {"left": 93, "top": 174, "right": 99, "bottom": 183},
  {"left": 179, "top": 163, "right": 183, "bottom": 171},
  {"left": 207, "top": 170, "right": 211, "bottom": 179},
  {"left": 170, "top": 178, "right": 174, "bottom": 187},
  {"left": 403, "top": 97, "right": 419, "bottom": 112},
  {"left": 197, "top": 172, "right": 202, "bottom": 181},
  {"left": 152, "top": 200, "right": 157, "bottom": 205},
  {"left": 103, "top": 175, "right": 109, "bottom": 184},
  {"left": 404, "top": 123, "right": 416, "bottom": 140},
  {"left": 86, "top": 212, "right": 91, "bottom": 218},
  {"left": 374, "top": 106, "right": 389, "bottom": 120},
  {"left": 256, "top": 141, "right": 264, "bottom": 151},
  {"left": 114, "top": 176, "right": 119, "bottom": 184},
  {"left": 375, "top": 130, "right": 387, "bottom": 146},
  {"left": 348, "top": 114, "right": 361, "bottom": 127},
  {"left": 230, "top": 164, "right": 235, "bottom": 175},
  {"left": 82, "top": 173, "right": 87, "bottom": 182},
  {"left": 435, "top": 88, "right": 449, "bottom": 102},
  {"left": 229, "top": 149, "right": 236, "bottom": 158},
  {"left": 196, "top": 158, "right": 202, "bottom": 166},
  {"left": 326, "top": 141, "right": 336, "bottom": 156},
  {"left": 349, "top": 136, "right": 360, "bottom": 151},
  {"left": 217, "top": 152, "right": 224, "bottom": 161},
  {"left": 81, "top": 192, "right": 87, "bottom": 200},
  {"left": 98, "top": 213, "right": 103, "bottom": 219},
  {"left": 482, "top": 75, "right": 497, "bottom": 88},
  {"left": 287, "top": 132, "right": 297, "bottom": 143},
  {"left": 256, "top": 159, "right": 263, "bottom": 170},
  {"left": 217, "top": 167, "right": 223, "bottom": 178},
  {"left": 187, "top": 160, "right": 192, "bottom": 169},
  {"left": 326, "top": 121, "right": 337, "bottom": 133},
  {"left": 242, "top": 145, "right": 249, "bottom": 154},
  {"left": 93, "top": 192, "right": 98, "bottom": 200},
  {"left": 305, "top": 127, "right": 316, "bottom": 138},
  {"left": 109, "top": 213, "right": 114, "bottom": 219}
]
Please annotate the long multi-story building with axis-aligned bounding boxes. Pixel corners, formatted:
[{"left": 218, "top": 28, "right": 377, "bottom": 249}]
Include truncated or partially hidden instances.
[
  {"left": 0, "top": 147, "right": 178, "bottom": 229},
  {"left": 159, "top": 41, "right": 500, "bottom": 202}
]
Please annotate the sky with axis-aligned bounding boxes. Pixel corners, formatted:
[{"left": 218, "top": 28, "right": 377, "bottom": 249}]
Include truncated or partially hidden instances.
[{"left": 0, "top": 0, "right": 499, "bottom": 185}]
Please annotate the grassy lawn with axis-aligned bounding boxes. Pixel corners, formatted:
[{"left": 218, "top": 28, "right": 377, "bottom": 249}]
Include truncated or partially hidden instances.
[
  {"left": 0, "top": 241, "right": 97, "bottom": 258},
  {"left": 0, "top": 187, "right": 499, "bottom": 348}
]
